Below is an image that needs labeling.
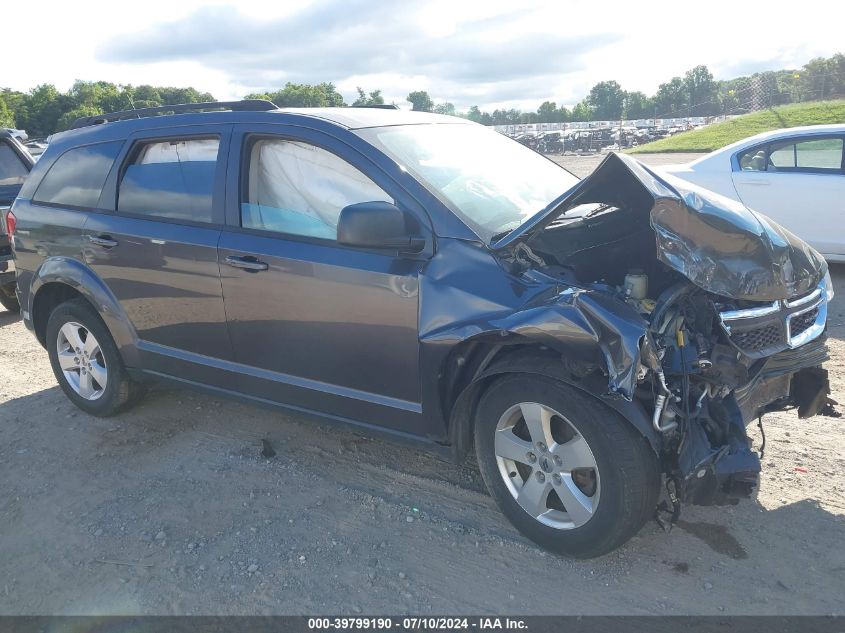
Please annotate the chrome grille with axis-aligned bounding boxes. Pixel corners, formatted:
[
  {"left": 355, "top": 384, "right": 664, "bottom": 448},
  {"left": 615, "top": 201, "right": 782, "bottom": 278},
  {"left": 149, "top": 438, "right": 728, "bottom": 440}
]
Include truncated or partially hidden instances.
[
  {"left": 789, "top": 305, "right": 820, "bottom": 338},
  {"left": 729, "top": 324, "right": 783, "bottom": 352},
  {"left": 719, "top": 282, "right": 827, "bottom": 357}
]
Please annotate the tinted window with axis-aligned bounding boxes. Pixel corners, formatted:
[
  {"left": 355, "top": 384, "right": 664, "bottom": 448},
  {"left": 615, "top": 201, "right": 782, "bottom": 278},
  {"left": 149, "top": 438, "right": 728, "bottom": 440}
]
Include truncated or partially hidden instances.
[
  {"left": 242, "top": 138, "right": 391, "bottom": 240},
  {"left": 118, "top": 138, "right": 219, "bottom": 223},
  {"left": 739, "top": 137, "right": 844, "bottom": 173},
  {"left": 33, "top": 141, "right": 122, "bottom": 208},
  {"left": 768, "top": 142, "right": 795, "bottom": 169},
  {"left": 738, "top": 147, "right": 767, "bottom": 171},
  {"left": 795, "top": 138, "right": 843, "bottom": 170},
  {"left": 0, "top": 143, "right": 29, "bottom": 187}
]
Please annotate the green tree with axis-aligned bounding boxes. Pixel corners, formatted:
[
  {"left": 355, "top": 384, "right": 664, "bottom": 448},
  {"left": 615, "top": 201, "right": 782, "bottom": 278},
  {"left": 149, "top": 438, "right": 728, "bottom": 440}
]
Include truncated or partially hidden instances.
[
  {"left": 464, "top": 105, "right": 494, "bottom": 125},
  {"left": 829, "top": 53, "right": 845, "bottom": 97},
  {"left": 352, "top": 87, "right": 384, "bottom": 106},
  {"left": 466, "top": 105, "right": 484, "bottom": 122},
  {"left": 157, "top": 86, "right": 215, "bottom": 105},
  {"left": 491, "top": 108, "right": 522, "bottom": 125},
  {"left": 684, "top": 65, "right": 717, "bottom": 116},
  {"left": 536, "top": 101, "right": 558, "bottom": 123},
  {"left": 556, "top": 105, "right": 571, "bottom": 122},
  {"left": 0, "top": 97, "right": 14, "bottom": 128},
  {"left": 433, "top": 102, "right": 456, "bottom": 116},
  {"left": 1, "top": 89, "right": 27, "bottom": 131},
  {"left": 132, "top": 85, "right": 164, "bottom": 108},
  {"left": 67, "top": 80, "right": 131, "bottom": 113},
  {"left": 799, "top": 55, "right": 845, "bottom": 101},
  {"left": 247, "top": 82, "right": 343, "bottom": 107},
  {"left": 57, "top": 104, "right": 103, "bottom": 131},
  {"left": 24, "top": 84, "right": 66, "bottom": 136},
  {"left": 624, "top": 91, "right": 652, "bottom": 119},
  {"left": 654, "top": 76, "right": 687, "bottom": 117},
  {"left": 406, "top": 91, "right": 434, "bottom": 112},
  {"left": 571, "top": 100, "right": 592, "bottom": 122},
  {"left": 586, "top": 80, "right": 625, "bottom": 120}
]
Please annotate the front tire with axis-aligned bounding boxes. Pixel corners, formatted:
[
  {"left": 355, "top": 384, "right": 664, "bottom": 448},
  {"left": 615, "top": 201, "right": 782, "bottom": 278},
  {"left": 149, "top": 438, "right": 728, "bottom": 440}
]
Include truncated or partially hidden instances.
[
  {"left": 46, "top": 298, "right": 140, "bottom": 416},
  {"left": 474, "top": 374, "right": 659, "bottom": 558}
]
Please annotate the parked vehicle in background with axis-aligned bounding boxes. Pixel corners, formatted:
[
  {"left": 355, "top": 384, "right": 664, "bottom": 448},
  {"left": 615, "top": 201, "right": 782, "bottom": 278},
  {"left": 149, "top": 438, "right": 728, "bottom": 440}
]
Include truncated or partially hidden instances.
[
  {"left": 2, "top": 128, "right": 28, "bottom": 142},
  {"left": 536, "top": 131, "right": 564, "bottom": 154},
  {"left": 24, "top": 140, "right": 49, "bottom": 158},
  {"left": 514, "top": 131, "right": 539, "bottom": 150},
  {"left": 9, "top": 102, "right": 834, "bottom": 558},
  {"left": 662, "top": 125, "right": 845, "bottom": 261},
  {"left": 0, "top": 130, "right": 35, "bottom": 312}
]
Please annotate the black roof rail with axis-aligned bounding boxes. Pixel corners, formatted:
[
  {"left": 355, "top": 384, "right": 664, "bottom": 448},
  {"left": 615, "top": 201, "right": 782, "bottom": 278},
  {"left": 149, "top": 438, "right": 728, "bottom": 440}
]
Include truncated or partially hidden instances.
[
  {"left": 351, "top": 104, "right": 399, "bottom": 110},
  {"left": 70, "top": 99, "right": 278, "bottom": 130}
]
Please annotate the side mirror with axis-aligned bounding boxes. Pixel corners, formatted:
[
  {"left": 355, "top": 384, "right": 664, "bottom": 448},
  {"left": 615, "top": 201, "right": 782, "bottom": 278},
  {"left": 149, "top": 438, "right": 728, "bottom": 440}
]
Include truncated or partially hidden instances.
[{"left": 337, "top": 201, "right": 424, "bottom": 253}]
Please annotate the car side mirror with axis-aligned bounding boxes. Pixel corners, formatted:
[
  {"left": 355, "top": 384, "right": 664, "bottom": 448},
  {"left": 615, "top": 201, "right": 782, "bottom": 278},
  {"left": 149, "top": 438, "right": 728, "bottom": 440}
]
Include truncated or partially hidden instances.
[{"left": 337, "top": 201, "right": 424, "bottom": 253}]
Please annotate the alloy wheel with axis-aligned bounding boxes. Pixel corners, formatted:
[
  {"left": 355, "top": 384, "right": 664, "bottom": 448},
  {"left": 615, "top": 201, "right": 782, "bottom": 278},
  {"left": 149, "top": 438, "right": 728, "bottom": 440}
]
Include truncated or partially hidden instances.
[
  {"left": 56, "top": 321, "right": 108, "bottom": 400},
  {"left": 494, "top": 402, "right": 600, "bottom": 529}
]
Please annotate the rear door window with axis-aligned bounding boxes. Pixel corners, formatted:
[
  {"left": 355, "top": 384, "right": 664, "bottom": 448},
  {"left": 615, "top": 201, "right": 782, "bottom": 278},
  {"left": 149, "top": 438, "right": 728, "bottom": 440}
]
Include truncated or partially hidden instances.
[
  {"left": 33, "top": 141, "right": 123, "bottom": 208},
  {"left": 740, "top": 137, "right": 845, "bottom": 174},
  {"left": 118, "top": 138, "right": 219, "bottom": 223},
  {"left": 795, "top": 138, "right": 843, "bottom": 170}
]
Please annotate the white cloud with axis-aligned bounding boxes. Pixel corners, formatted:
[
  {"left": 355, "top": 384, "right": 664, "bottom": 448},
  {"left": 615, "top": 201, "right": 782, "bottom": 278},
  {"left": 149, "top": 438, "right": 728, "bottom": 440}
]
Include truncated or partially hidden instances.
[{"left": 6, "top": 0, "right": 842, "bottom": 112}]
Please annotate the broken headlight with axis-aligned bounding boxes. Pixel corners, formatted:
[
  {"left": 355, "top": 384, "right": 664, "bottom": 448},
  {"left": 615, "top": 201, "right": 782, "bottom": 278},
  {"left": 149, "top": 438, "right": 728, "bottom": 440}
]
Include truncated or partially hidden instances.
[{"left": 822, "top": 270, "right": 834, "bottom": 302}]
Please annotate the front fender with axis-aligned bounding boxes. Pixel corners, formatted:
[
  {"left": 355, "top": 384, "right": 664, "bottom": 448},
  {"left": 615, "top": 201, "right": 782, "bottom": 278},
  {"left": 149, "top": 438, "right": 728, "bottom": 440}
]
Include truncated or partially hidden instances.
[
  {"left": 424, "top": 286, "right": 651, "bottom": 401},
  {"left": 476, "top": 353, "right": 659, "bottom": 450},
  {"left": 446, "top": 350, "right": 660, "bottom": 462},
  {"left": 29, "top": 257, "right": 140, "bottom": 366},
  {"left": 417, "top": 239, "right": 655, "bottom": 445}
]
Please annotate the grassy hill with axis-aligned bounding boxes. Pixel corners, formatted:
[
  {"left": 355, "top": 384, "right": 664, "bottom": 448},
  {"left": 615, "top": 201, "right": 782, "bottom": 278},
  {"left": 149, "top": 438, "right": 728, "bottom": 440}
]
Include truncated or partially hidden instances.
[{"left": 628, "top": 99, "right": 845, "bottom": 154}]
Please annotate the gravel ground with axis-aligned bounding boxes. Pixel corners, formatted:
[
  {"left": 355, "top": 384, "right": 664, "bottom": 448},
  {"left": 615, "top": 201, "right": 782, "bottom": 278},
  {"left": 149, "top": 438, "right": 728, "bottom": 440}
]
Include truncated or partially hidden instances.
[{"left": 1, "top": 152, "right": 843, "bottom": 616}]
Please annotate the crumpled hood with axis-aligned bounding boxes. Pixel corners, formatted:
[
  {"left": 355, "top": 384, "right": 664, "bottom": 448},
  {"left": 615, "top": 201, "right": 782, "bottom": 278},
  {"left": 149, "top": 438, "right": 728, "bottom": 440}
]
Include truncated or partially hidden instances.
[{"left": 495, "top": 152, "right": 827, "bottom": 302}]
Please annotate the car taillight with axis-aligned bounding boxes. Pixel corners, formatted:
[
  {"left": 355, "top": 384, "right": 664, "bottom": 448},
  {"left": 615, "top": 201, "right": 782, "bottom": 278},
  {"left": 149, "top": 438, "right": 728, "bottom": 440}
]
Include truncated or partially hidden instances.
[{"left": 6, "top": 211, "right": 16, "bottom": 236}]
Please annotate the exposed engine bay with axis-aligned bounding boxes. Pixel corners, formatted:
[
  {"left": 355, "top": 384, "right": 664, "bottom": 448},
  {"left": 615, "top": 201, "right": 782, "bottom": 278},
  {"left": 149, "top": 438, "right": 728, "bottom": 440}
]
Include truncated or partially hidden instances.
[{"left": 490, "top": 153, "right": 836, "bottom": 518}]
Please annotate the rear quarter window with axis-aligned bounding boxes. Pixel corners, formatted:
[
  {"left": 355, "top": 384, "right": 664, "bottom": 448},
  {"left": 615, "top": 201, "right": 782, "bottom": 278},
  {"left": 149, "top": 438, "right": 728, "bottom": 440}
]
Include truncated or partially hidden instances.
[
  {"left": 738, "top": 136, "right": 844, "bottom": 173},
  {"left": 33, "top": 141, "right": 123, "bottom": 208}
]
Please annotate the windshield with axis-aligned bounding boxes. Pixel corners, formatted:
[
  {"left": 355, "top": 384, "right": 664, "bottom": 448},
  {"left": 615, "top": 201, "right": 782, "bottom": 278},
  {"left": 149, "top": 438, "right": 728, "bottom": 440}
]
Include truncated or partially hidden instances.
[{"left": 357, "top": 123, "right": 579, "bottom": 242}]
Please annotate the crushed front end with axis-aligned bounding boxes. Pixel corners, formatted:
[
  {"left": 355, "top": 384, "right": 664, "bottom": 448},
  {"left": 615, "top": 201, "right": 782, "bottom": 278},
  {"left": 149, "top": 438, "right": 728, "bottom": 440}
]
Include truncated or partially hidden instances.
[
  {"left": 637, "top": 275, "right": 832, "bottom": 509},
  {"left": 498, "top": 151, "right": 835, "bottom": 514}
]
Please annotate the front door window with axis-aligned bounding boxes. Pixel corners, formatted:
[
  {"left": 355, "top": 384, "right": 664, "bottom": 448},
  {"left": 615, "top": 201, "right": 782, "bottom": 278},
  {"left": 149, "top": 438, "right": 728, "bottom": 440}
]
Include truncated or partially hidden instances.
[{"left": 242, "top": 138, "right": 392, "bottom": 239}]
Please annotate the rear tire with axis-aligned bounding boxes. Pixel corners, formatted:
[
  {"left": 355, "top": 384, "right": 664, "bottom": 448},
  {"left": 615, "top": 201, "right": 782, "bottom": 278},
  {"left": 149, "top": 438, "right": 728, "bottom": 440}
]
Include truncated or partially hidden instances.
[
  {"left": 0, "top": 285, "right": 19, "bottom": 313},
  {"left": 474, "top": 374, "right": 660, "bottom": 558},
  {"left": 46, "top": 298, "right": 140, "bottom": 416}
]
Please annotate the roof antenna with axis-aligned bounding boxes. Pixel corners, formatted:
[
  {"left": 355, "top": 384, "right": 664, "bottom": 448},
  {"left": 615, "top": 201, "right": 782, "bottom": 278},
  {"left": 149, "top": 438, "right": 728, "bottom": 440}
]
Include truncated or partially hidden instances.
[{"left": 127, "top": 94, "right": 141, "bottom": 120}]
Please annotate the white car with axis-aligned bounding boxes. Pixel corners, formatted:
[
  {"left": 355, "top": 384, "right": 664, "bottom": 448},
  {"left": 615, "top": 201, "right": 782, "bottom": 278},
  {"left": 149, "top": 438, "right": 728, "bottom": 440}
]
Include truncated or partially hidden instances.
[{"left": 661, "top": 124, "right": 845, "bottom": 261}]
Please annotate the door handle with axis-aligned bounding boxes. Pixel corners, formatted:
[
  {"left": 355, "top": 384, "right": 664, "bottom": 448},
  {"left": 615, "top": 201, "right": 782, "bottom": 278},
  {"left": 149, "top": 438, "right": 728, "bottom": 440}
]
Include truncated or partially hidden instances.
[
  {"left": 225, "top": 255, "right": 269, "bottom": 272},
  {"left": 88, "top": 234, "right": 119, "bottom": 248},
  {"left": 736, "top": 180, "right": 770, "bottom": 186}
]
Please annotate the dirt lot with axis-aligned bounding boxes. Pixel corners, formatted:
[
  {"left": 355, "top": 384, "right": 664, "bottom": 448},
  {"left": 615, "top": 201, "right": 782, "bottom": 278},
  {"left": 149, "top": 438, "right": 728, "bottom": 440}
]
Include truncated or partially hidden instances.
[{"left": 1, "top": 153, "right": 843, "bottom": 616}]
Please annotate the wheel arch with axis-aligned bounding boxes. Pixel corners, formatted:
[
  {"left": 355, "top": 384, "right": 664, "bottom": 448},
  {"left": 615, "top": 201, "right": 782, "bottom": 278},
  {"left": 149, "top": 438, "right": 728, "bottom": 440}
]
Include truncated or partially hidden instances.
[
  {"left": 445, "top": 342, "right": 660, "bottom": 463},
  {"left": 29, "top": 257, "right": 139, "bottom": 365}
]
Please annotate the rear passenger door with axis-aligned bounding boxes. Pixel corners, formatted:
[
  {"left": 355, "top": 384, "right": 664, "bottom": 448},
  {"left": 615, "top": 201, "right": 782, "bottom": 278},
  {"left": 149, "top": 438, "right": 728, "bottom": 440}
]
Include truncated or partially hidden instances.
[
  {"left": 84, "top": 125, "right": 233, "bottom": 365},
  {"left": 732, "top": 135, "right": 845, "bottom": 256}
]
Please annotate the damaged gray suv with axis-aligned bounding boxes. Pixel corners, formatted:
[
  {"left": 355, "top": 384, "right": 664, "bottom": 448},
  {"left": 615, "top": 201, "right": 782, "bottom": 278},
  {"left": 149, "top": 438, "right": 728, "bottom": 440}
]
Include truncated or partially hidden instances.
[{"left": 10, "top": 102, "right": 833, "bottom": 557}]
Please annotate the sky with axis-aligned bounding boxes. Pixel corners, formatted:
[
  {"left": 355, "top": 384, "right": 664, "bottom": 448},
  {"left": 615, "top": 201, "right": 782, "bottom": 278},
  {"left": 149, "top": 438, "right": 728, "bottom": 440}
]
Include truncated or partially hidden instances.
[{"left": 7, "top": 0, "right": 842, "bottom": 112}]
